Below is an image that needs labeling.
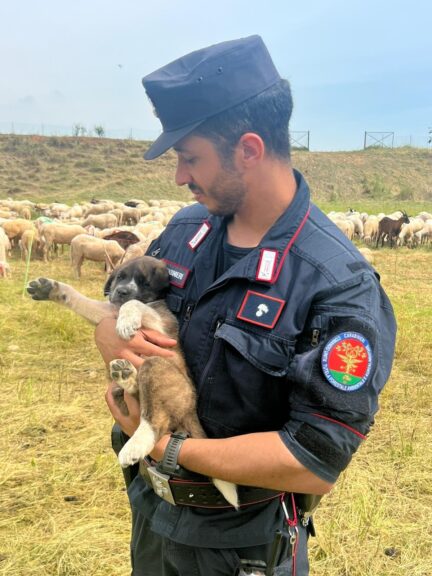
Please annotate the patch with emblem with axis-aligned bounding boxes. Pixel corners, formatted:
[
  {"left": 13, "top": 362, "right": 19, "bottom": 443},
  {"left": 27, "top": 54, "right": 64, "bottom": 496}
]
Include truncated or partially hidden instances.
[
  {"left": 188, "top": 221, "right": 212, "bottom": 251},
  {"left": 256, "top": 249, "right": 278, "bottom": 282},
  {"left": 163, "top": 259, "right": 190, "bottom": 288},
  {"left": 237, "top": 290, "right": 285, "bottom": 329},
  {"left": 321, "top": 332, "right": 372, "bottom": 391}
]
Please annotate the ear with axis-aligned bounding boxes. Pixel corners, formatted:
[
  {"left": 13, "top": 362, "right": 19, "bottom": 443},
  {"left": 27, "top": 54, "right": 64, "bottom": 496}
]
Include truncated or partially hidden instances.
[
  {"left": 150, "top": 260, "right": 170, "bottom": 293},
  {"left": 237, "top": 132, "right": 265, "bottom": 166},
  {"left": 103, "top": 270, "right": 116, "bottom": 297}
]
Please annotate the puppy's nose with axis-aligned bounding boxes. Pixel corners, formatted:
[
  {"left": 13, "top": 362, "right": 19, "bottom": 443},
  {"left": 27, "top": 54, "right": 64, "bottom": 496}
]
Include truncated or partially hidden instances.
[{"left": 116, "top": 286, "right": 131, "bottom": 296}]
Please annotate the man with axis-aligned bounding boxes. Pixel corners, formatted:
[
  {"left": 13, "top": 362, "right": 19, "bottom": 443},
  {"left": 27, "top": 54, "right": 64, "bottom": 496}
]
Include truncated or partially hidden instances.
[{"left": 95, "top": 35, "right": 397, "bottom": 576}]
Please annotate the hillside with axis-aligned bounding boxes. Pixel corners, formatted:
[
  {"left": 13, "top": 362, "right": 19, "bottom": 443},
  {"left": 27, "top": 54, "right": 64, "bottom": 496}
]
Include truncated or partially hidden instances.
[{"left": 0, "top": 134, "right": 430, "bottom": 212}]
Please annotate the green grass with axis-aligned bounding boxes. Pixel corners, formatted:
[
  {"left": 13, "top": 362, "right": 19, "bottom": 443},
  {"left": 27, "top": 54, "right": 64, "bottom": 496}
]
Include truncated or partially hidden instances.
[
  {"left": 0, "top": 134, "right": 431, "bottom": 574},
  {"left": 0, "top": 246, "right": 431, "bottom": 575}
]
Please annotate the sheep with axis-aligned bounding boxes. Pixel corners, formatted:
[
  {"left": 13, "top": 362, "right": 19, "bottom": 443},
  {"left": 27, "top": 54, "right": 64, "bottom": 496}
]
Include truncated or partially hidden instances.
[
  {"left": 347, "top": 214, "right": 364, "bottom": 239},
  {"left": 417, "top": 211, "right": 432, "bottom": 222},
  {"left": 45, "top": 203, "right": 70, "bottom": 219},
  {"left": 83, "top": 202, "right": 115, "bottom": 217},
  {"left": 120, "top": 226, "right": 165, "bottom": 264},
  {"left": 0, "top": 226, "right": 11, "bottom": 277},
  {"left": 1, "top": 219, "right": 35, "bottom": 247},
  {"left": 333, "top": 218, "right": 355, "bottom": 241},
  {"left": 134, "top": 221, "right": 165, "bottom": 238},
  {"left": 414, "top": 221, "right": 432, "bottom": 245},
  {"left": 19, "top": 228, "right": 43, "bottom": 260},
  {"left": 82, "top": 213, "right": 118, "bottom": 230},
  {"left": 120, "top": 206, "right": 141, "bottom": 225},
  {"left": 363, "top": 216, "right": 379, "bottom": 245},
  {"left": 39, "top": 223, "right": 87, "bottom": 261},
  {"left": 63, "top": 203, "right": 85, "bottom": 220},
  {"left": 398, "top": 218, "right": 424, "bottom": 247},
  {"left": 70, "top": 234, "right": 125, "bottom": 279}
]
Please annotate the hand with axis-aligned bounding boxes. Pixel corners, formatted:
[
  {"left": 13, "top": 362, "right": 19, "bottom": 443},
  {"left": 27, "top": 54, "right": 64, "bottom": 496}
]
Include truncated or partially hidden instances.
[
  {"left": 94, "top": 317, "right": 177, "bottom": 368},
  {"left": 105, "top": 380, "right": 141, "bottom": 437}
]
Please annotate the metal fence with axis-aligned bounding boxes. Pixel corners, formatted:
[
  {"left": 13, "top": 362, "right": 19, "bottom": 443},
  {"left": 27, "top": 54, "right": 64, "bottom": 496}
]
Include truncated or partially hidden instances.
[{"left": 0, "top": 122, "right": 429, "bottom": 150}]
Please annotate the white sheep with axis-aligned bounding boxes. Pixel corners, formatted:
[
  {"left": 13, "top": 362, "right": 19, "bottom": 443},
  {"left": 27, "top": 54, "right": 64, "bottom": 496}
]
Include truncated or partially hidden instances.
[{"left": 70, "top": 234, "right": 125, "bottom": 278}]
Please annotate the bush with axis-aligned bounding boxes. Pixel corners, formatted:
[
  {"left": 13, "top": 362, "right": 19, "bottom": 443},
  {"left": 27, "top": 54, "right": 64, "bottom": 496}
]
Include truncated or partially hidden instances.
[{"left": 361, "top": 175, "right": 390, "bottom": 199}]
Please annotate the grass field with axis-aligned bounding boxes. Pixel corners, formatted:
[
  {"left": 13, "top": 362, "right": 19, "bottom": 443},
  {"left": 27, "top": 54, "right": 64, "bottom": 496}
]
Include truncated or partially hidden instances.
[
  {"left": 0, "top": 135, "right": 431, "bottom": 574},
  {"left": 0, "top": 244, "right": 431, "bottom": 576},
  {"left": 0, "top": 134, "right": 431, "bottom": 210}
]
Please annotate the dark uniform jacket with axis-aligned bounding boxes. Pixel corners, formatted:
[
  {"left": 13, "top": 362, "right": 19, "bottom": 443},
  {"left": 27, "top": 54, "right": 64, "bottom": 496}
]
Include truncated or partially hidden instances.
[{"left": 128, "top": 170, "right": 396, "bottom": 548}]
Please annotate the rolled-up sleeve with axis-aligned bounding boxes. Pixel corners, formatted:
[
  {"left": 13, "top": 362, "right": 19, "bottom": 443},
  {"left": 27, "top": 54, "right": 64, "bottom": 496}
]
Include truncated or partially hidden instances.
[{"left": 279, "top": 274, "right": 397, "bottom": 483}]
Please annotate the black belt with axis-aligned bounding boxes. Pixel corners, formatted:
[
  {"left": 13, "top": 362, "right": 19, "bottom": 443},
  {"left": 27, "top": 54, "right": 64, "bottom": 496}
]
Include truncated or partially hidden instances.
[{"left": 139, "top": 460, "right": 283, "bottom": 509}]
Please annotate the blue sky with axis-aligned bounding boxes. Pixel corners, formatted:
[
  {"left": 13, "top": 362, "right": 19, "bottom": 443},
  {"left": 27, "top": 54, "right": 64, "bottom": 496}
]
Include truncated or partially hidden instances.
[{"left": 0, "top": 0, "right": 431, "bottom": 150}]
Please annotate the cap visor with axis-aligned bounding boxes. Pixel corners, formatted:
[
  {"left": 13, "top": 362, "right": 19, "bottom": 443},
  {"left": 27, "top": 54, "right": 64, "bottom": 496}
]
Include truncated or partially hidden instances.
[{"left": 144, "top": 120, "right": 203, "bottom": 160}]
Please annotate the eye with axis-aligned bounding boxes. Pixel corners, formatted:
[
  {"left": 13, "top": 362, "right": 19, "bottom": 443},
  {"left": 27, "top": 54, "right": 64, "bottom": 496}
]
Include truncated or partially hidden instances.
[
  {"left": 137, "top": 276, "right": 149, "bottom": 287},
  {"left": 181, "top": 155, "right": 197, "bottom": 166}
]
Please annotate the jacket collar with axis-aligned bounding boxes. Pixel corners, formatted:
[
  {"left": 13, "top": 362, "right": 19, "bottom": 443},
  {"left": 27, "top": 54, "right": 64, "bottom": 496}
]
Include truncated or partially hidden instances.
[{"left": 199, "top": 169, "right": 310, "bottom": 287}]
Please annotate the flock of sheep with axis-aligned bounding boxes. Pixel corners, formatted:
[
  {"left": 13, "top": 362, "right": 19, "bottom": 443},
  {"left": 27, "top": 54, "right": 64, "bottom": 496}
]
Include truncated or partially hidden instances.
[
  {"left": 0, "top": 198, "right": 191, "bottom": 278},
  {"left": 328, "top": 209, "right": 432, "bottom": 248},
  {"left": 0, "top": 198, "right": 431, "bottom": 279}
]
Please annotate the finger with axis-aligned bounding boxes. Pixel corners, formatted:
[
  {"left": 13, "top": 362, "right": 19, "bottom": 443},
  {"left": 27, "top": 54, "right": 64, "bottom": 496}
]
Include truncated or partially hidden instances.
[
  {"left": 134, "top": 339, "right": 176, "bottom": 358},
  {"left": 142, "top": 329, "right": 177, "bottom": 347},
  {"left": 120, "top": 348, "right": 146, "bottom": 367},
  {"left": 105, "top": 382, "right": 124, "bottom": 418},
  {"left": 123, "top": 391, "right": 141, "bottom": 419}
]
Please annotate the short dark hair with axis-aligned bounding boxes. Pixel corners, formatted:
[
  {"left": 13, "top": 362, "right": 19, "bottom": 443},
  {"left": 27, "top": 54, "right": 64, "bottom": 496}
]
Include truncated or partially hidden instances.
[{"left": 193, "top": 79, "right": 293, "bottom": 162}]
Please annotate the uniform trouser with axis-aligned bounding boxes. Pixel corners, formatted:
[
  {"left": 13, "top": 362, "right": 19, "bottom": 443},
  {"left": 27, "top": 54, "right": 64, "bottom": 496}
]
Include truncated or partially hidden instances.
[{"left": 112, "top": 425, "right": 310, "bottom": 576}]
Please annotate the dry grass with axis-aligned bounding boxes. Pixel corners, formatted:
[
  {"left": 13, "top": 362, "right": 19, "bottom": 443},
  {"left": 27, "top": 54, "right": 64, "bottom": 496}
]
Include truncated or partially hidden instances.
[
  {"left": 1, "top": 135, "right": 431, "bottom": 209},
  {"left": 0, "top": 245, "right": 431, "bottom": 575}
]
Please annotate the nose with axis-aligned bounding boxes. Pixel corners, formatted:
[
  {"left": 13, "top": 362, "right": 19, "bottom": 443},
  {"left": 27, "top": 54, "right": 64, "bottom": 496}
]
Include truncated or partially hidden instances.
[
  {"left": 116, "top": 286, "right": 131, "bottom": 297},
  {"left": 175, "top": 160, "right": 191, "bottom": 187}
]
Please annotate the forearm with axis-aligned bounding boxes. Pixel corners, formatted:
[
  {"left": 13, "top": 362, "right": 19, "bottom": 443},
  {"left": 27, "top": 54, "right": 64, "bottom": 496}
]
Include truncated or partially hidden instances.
[{"left": 173, "top": 431, "right": 333, "bottom": 495}]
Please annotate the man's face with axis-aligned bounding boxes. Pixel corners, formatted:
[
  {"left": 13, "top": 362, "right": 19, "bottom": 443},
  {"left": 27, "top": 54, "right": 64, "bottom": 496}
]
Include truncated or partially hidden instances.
[{"left": 173, "top": 135, "right": 246, "bottom": 217}]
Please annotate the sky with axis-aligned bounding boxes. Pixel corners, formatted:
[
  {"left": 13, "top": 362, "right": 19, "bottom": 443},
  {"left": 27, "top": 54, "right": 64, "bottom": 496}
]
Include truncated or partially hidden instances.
[{"left": 0, "top": 0, "right": 431, "bottom": 151}]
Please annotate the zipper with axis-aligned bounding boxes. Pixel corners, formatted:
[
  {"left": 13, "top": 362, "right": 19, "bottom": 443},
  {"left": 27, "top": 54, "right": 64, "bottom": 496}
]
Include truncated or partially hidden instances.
[
  {"left": 198, "top": 319, "right": 223, "bottom": 389},
  {"left": 179, "top": 303, "right": 195, "bottom": 341},
  {"left": 311, "top": 329, "right": 320, "bottom": 347}
]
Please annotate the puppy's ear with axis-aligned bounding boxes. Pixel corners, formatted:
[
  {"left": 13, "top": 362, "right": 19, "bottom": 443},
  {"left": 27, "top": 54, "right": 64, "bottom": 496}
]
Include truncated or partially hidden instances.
[
  {"left": 104, "top": 270, "right": 116, "bottom": 297},
  {"left": 150, "top": 260, "right": 170, "bottom": 293}
]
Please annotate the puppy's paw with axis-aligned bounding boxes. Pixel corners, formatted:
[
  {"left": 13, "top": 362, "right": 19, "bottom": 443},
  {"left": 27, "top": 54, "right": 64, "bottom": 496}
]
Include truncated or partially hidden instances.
[
  {"left": 118, "top": 421, "right": 155, "bottom": 467},
  {"left": 109, "top": 359, "right": 138, "bottom": 394},
  {"left": 116, "top": 310, "right": 141, "bottom": 340},
  {"left": 27, "top": 277, "right": 57, "bottom": 300}
]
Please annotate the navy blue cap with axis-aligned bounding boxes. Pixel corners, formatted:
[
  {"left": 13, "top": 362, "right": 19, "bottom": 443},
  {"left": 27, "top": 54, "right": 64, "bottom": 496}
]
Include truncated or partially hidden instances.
[{"left": 142, "top": 35, "right": 281, "bottom": 160}]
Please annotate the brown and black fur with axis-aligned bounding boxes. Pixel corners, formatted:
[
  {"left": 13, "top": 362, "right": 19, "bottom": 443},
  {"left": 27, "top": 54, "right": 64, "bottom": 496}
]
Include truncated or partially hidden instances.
[{"left": 27, "top": 256, "right": 238, "bottom": 506}]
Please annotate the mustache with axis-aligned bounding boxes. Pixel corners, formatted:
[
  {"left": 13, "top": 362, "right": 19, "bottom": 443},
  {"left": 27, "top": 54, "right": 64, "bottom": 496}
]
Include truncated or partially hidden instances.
[{"left": 188, "top": 183, "right": 203, "bottom": 193}]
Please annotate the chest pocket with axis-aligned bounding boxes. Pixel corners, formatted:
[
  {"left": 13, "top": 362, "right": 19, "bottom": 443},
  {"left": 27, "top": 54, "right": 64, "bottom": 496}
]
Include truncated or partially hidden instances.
[
  {"left": 197, "top": 322, "right": 296, "bottom": 438},
  {"left": 216, "top": 323, "right": 294, "bottom": 377}
]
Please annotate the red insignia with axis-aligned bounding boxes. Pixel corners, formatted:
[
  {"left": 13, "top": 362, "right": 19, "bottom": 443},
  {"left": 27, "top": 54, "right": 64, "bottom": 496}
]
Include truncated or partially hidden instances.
[{"left": 321, "top": 332, "right": 372, "bottom": 391}]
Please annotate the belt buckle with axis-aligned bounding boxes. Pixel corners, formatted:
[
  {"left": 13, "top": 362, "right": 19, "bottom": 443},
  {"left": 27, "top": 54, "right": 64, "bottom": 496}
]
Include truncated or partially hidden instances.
[{"left": 147, "top": 466, "right": 176, "bottom": 505}]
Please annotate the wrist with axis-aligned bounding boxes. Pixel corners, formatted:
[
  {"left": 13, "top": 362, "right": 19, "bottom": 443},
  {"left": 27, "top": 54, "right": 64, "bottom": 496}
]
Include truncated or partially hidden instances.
[{"left": 158, "top": 432, "right": 189, "bottom": 474}]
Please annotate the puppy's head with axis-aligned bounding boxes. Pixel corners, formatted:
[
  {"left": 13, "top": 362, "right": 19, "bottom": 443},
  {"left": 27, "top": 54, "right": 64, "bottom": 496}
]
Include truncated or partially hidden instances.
[{"left": 104, "top": 256, "right": 170, "bottom": 305}]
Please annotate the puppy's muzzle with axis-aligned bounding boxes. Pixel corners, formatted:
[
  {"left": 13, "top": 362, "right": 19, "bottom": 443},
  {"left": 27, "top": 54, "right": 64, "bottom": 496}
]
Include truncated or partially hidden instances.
[{"left": 111, "top": 284, "right": 139, "bottom": 304}]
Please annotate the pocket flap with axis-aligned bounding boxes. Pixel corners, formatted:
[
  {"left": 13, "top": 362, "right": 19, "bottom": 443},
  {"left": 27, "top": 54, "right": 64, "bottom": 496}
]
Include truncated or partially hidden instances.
[{"left": 216, "top": 323, "right": 293, "bottom": 377}]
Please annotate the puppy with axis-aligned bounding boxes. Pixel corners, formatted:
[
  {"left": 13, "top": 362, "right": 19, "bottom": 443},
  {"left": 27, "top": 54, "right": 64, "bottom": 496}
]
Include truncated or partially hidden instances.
[{"left": 27, "top": 256, "right": 238, "bottom": 508}]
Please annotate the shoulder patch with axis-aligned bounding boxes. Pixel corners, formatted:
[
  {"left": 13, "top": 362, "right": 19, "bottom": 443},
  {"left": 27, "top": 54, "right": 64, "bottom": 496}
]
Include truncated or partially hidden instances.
[{"left": 321, "top": 332, "right": 372, "bottom": 391}]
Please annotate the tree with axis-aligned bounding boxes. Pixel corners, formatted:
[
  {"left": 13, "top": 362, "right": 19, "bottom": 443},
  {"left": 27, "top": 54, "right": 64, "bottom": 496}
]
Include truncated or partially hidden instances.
[
  {"left": 94, "top": 125, "right": 105, "bottom": 138},
  {"left": 72, "top": 123, "right": 87, "bottom": 137}
]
